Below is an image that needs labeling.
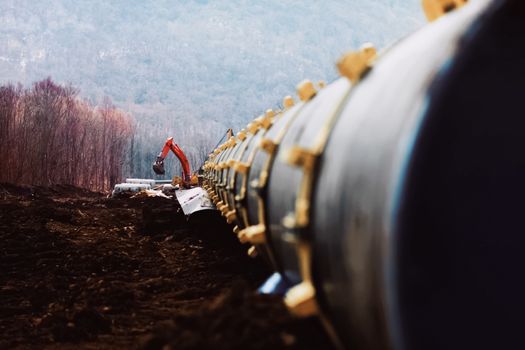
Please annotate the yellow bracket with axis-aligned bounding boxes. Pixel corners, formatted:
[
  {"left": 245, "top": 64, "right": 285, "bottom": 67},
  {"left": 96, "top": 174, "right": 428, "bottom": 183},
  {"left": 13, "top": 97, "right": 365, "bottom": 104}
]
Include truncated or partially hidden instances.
[
  {"left": 284, "top": 146, "right": 318, "bottom": 170},
  {"left": 251, "top": 100, "right": 307, "bottom": 231},
  {"left": 282, "top": 146, "right": 320, "bottom": 227},
  {"left": 237, "top": 129, "right": 247, "bottom": 141},
  {"left": 259, "top": 138, "right": 277, "bottom": 154},
  {"left": 225, "top": 210, "right": 236, "bottom": 224},
  {"left": 422, "top": 0, "right": 468, "bottom": 22},
  {"left": 284, "top": 240, "right": 318, "bottom": 316},
  {"left": 285, "top": 240, "right": 346, "bottom": 350},
  {"left": 218, "top": 203, "right": 228, "bottom": 214},
  {"left": 337, "top": 52, "right": 365, "bottom": 82},
  {"left": 247, "top": 120, "right": 262, "bottom": 134},
  {"left": 337, "top": 42, "right": 377, "bottom": 82},
  {"left": 238, "top": 224, "right": 266, "bottom": 245},
  {"left": 235, "top": 118, "right": 274, "bottom": 228},
  {"left": 259, "top": 110, "right": 275, "bottom": 130},
  {"left": 233, "top": 161, "right": 250, "bottom": 174},
  {"left": 283, "top": 95, "right": 295, "bottom": 109},
  {"left": 296, "top": 79, "right": 317, "bottom": 101},
  {"left": 285, "top": 281, "right": 318, "bottom": 317},
  {"left": 222, "top": 133, "right": 254, "bottom": 228},
  {"left": 277, "top": 78, "right": 355, "bottom": 350},
  {"left": 237, "top": 230, "right": 248, "bottom": 244},
  {"left": 223, "top": 136, "right": 236, "bottom": 149},
  {"left": 247, "top": 245, "right": 258, "bottom": 258}
]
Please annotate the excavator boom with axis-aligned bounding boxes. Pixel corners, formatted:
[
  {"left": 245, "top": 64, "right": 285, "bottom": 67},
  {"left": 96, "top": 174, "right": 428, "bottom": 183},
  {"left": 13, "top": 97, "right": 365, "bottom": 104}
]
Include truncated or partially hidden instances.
[{"left": 153, "top": 137, "right": 191, "bottom": 188}]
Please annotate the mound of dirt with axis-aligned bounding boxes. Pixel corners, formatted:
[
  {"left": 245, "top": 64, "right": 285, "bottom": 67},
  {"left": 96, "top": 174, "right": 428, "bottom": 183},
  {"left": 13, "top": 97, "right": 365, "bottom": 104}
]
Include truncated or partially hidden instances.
[
  {"left": 0, "top": 183, "right": 333, "bottom": 350},
  {"left": 141, "top": 282, "right": 333, "bottom": 350}
]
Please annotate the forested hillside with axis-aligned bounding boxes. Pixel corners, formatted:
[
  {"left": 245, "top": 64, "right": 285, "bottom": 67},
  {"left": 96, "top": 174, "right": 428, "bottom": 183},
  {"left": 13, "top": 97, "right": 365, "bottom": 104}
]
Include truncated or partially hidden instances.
[{"left": 0, "top": 0, "right": 424, "bottom": 180}]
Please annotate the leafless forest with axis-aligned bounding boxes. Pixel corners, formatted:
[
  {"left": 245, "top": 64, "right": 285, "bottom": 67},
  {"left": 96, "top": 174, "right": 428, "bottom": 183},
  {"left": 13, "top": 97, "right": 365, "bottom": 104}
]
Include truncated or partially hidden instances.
[
  {"left": 0, "top": 78, "right": 218, "bottom": 191},
  {"left": 0, "top": 78, "right": 133, "bottom": 192}
]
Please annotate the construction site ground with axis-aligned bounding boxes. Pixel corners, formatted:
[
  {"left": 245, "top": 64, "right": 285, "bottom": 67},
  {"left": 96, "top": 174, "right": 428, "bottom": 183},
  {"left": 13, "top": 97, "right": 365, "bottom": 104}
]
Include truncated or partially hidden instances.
[{"left": 0, "top": 184, "right": 332, "bottom": 350}]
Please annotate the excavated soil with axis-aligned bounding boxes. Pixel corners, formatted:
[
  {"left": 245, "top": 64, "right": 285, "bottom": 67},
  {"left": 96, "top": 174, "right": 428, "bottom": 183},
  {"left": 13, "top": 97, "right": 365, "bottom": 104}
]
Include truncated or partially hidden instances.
[{"left": 0, "top": 183, "right": 333, "bottom": 350}]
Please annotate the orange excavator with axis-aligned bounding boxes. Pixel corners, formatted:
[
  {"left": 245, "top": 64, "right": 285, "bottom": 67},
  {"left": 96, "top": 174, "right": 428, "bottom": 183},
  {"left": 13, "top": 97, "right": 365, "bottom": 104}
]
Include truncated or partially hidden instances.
[{"left": 153, "top": 137, "right": 192, "bottom": 188}]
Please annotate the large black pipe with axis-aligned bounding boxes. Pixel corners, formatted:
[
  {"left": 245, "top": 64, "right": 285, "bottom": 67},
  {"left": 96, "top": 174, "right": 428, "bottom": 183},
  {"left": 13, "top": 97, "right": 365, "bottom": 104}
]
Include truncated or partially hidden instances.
[{"left": 203, "top": 1, "right": 525, "bottom": 348}]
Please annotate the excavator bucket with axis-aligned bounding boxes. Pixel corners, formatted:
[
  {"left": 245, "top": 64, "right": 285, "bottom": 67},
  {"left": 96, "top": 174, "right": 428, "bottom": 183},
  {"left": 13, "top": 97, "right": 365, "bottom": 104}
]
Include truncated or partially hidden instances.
[{"left": 152, "top": 158, "right": 166, "bottom": 175}]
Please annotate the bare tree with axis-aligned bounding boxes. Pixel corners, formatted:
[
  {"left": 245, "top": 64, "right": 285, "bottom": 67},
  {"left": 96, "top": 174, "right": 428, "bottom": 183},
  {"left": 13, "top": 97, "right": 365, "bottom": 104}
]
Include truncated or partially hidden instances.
[{"left": 0, "top": 79, "right": 134, "bottom": 192}]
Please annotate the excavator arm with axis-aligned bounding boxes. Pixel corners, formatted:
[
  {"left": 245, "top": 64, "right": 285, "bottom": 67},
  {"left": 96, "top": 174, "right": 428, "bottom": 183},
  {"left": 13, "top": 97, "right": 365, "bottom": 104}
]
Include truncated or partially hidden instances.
[{"left": 153, "top": 137, "right": 191, "bottom": 188}]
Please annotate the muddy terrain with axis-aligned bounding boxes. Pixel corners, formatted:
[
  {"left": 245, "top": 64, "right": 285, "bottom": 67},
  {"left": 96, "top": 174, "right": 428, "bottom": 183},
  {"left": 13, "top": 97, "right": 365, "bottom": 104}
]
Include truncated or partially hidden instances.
[{"left": 0, "top": 184, "right": 332, "bottom": 349}]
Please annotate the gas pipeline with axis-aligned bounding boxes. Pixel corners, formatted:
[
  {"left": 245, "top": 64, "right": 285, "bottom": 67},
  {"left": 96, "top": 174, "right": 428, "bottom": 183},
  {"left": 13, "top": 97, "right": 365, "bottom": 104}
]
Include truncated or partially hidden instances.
[{"left": 202, "top": 1, "right": 525, "bottom": 349}]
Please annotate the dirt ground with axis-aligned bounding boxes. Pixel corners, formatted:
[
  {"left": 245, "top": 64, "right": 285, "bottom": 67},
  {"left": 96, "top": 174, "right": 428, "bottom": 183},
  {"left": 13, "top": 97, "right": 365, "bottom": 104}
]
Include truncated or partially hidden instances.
[{"left": 0, "top": 183, "right": 333, "bottom": 350}]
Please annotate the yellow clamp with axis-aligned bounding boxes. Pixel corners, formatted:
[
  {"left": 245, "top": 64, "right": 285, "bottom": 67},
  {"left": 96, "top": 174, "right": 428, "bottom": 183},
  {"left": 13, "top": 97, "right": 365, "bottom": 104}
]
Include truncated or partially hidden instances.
[
  {"left": 285, "top": 281, "right": 319, "bottom": 317},
  {"left": 283, "top": 95, "right": 295, "bottom": 109},
  {"left": 422, "top": 0, "right": 468, "bottom": 22},
  {"left": 233, "top": 161, "right": 250, "bottom": 174},
  {"left": 296, "top": 80, "right": 316, "bottom": 102},
  {"left": 225, "top": 210, "right": 236, "bottom": 224},
  {"left": 227, "top": 137, "right": 237, "bottom": 148},
  {"left": 260, "top": 138, "right": 277, "bottom": 154},
  {"left": 247, "top": 120, "right": 262, "bottom": 134},
  {"left": 237, "top": 224, "right": 266, "bottom": 245},
  {"left": 237, "top": 129, "right": 247, "bottom": 141},
  {"left": 337, "top": 42, "right": 377, "bottom": 82},
  {"left": 220, "top": 206, "right": 229, "bottom": 216},
  {"left": 247, "top": 246, "right": 258, "bottom": 258},
  {"left": 284, "top": 146, "right": 317, "bottom": 170},
  {"left": 260, "top": 109, "right": 275, "bottom": 129}
]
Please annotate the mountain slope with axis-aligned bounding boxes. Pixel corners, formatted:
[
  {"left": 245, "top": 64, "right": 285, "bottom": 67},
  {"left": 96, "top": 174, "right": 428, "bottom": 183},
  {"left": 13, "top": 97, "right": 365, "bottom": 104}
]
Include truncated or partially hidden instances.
[{"left": 0, "top": 0, "right": 424, "bottom": 177}]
